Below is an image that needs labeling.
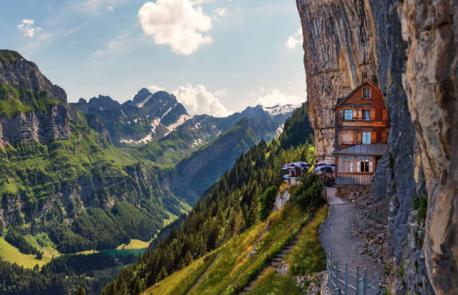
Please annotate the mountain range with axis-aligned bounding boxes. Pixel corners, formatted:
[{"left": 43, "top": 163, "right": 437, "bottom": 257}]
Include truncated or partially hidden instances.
[{"left": 0, "top": 50, "right": 297, "bottom": 258}]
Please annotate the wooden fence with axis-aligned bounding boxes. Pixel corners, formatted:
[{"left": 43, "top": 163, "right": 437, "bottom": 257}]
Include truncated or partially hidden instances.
[{"left": 326, "top": 252, "right": 381, "bottom": 295}]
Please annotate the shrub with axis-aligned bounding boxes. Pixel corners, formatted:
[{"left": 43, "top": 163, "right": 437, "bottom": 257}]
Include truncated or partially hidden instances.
[{"left": 290, "top": 174, "right": 324, "bottom": 210}]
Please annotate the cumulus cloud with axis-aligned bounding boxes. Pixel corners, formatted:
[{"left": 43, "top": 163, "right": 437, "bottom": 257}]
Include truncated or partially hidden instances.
[
  {"left": 173, "top": 84, "right": 229, "bottom": 117},
  {"left": 17, "top": 19, "right": 42, "bottom": 38},
  {"left": 285, "top": 28, "right": 302, "bottom": 49},
  {"left": 138, "top": 0, "right": 213, "bottom": 55},
  {"left": 254, "top": 89, "right": 303, "bottom": 107}
]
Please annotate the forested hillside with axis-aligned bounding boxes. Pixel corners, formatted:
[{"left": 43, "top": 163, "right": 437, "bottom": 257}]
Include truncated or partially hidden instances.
[
  {"left": 102, "top": 103, "right": 316, "bottom": 294},
  {"left": 0, "top": 50, "right": 298, "bottom": 294}
]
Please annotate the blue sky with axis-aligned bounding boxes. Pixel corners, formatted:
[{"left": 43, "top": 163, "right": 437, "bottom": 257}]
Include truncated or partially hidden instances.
[{"left": 0, "top": 0, "right": 306, "bottom": 116}]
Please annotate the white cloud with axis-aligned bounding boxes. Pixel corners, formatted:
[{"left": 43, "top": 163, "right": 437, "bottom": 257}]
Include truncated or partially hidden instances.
[
  {"left": 213, "top": 7, "right": 227, "bottom": 20},
  {"left": 93, "top": 33, "right": 131, "bottom": 58},
  {"left": 138, "top": 0, "right": 213, "bottom": 55},
  {"left": 148, "top": 84, "right": 163, "bottom": 93},
  {"left": 254, "top": 89, "right": 303, "bottom": 107},
  {"left": 75, "top": 0, "right": 127, "bottom": 13},
  {"left": 17, "top": 19, "right": 42, "bottom": 38},
  {"left": 173, "top": 84, "right": 229, "bottom": 117},
  {"left": 285, "top": 28, "right": 302, "bottom": 49}
]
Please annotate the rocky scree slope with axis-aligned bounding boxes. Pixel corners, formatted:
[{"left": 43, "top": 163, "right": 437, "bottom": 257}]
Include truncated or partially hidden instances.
[
  {"left": 296, "top": 0, "right": 456, "bottom": 294},
  {"left": 0, "top": 50, "right": 189, "bottom": 253}
]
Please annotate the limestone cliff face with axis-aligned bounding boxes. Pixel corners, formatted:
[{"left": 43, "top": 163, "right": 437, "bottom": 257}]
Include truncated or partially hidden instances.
[
  {"left": 0, "top": 50, "right": 71, "bottom": 145},
  {"left": 400, "top": 1, "right": 457, "bottom": 294},
  {"left": 296, "top": 0, "right": 377, "bottom": 159},
  {"left": 296, "top": 0, "right": 456, "bottom": 294}
]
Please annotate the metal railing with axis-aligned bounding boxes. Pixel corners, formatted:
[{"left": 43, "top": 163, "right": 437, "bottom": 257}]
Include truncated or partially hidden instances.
[{"left": 326, "top": 252, "right": 381, "bottom": 295}]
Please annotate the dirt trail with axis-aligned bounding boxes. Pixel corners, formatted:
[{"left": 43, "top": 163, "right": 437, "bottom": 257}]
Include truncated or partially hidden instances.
[{"left": 319, "top": 187, "right": 382, "bottom": 287}]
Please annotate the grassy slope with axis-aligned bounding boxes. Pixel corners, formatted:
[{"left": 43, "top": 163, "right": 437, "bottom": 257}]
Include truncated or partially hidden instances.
[
  {"left": 246, "top": 207, "right": 328, "bottom": 294},
  {"left": 0, "top": 111, "right": 190, "bottom": 255},
  {"left": 116, "top": 239, "right": 150, "bottom": 251},
  {"left": 144, "top": 205, "right": 327, "bottom": 295},
  {"left": 0, "top": 238, "right": 52, "bottom": 269}
]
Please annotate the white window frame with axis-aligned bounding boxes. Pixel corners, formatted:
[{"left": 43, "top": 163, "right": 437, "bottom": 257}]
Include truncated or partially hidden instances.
[
  {"left": 358, "top": 160, "right": 370, "bottom": 173},
  {"left": 343, "top": 109, "right": 353, "bottom": 120},
  {"left": 362, "top": 132, "right": 371, "bottom": 144}
]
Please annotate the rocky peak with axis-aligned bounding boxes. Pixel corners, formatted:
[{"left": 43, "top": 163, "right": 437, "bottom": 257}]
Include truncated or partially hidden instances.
[
  {"left": 87, "top": 95, "right": 122, "bottom": 112},
  {"left": 0, "top": 49, "right": 67, "bottom": 102},
  {"left": 262, "top": 104, "right": 300, "bottom": 116},
  {"left": 0, "top": 50, "right": 71, "bottom": 145},
  {"left": 132, "top": 88, "right": 153, "bottom": 105}
]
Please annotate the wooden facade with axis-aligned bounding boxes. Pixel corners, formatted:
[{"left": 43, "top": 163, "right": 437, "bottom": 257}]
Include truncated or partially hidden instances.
[{"left": 333, "top": 81, "right": 389, "bottom": 185}]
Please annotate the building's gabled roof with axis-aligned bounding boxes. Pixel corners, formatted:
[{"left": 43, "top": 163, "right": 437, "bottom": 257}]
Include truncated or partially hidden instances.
[
  {"left": 332, "top": 80, "right": 380, "bottom": 110},
  {"left": 333, "top": 144, "right": 388, "bottom": 156}
]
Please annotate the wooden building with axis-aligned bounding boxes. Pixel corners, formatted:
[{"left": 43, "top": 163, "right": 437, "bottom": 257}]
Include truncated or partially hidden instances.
[{"left": 333, "top": 81, "right": 389, "bottom": 185}]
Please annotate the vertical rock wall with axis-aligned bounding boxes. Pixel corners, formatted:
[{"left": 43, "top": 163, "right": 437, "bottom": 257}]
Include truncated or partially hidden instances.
[
  {"left": 400, "top": 1, "right": 457, "bottom": 294},
  {"left": 297, "top": 0, "right": 377, "bottom": 159},
  {"left": 296, "top": 0, "right": 456, "bottom": 294}
]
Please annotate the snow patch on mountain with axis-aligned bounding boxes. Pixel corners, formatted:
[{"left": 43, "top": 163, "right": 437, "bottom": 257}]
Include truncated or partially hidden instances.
[
  {"left": 165, "top": 114, "right": 192, "bottom": 135},
  {"left": 262, "top": 104, "right": 299, "bottom": 116},
  {"left": 136, "top": 94, "right": 153, "bottom": 108},
  {"left": 150, "top": 118, "right": 161, "bottom": 134},
  {"left": 120, "top": 134, "right": 153, "bottom": 145}
]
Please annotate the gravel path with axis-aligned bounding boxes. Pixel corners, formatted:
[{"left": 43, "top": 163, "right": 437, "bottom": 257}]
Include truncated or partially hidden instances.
[{"left": 319, "top": 187, "right": 382, "bottom": 287}]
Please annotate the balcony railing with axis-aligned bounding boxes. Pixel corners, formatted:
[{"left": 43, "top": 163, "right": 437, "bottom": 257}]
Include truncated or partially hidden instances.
[
  {"left": 342, "top": 117, "right": 372, "bottom": 122},
  {"left": 334, "top": 144, "right": 387, "bottom": 156},
  {"left": 336, "top": 174, "right": 373, "bottom": 185}
]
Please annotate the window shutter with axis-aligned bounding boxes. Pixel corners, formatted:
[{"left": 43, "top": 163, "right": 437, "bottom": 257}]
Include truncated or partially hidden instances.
[
  {"left": 371, "top": 131, "right": 376, "bottom": 143},
  {"left": 357, "top": 131, "right": 362, "bottom": 144}
]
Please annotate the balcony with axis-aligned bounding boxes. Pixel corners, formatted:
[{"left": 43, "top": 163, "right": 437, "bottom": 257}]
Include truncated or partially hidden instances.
[
  {"left": 333, "top": 144, "right": 388, "bottom": 156},
  {"left": 342, "top": 116, "right": 372, "bottom": 122}
]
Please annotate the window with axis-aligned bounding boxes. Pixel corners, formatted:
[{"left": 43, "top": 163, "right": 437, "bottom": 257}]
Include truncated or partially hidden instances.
[
  {"left": 363, "top": 86, "right": 371, "bottom": 99},
  {"left": 359, "top": 160, "right": 370, "bottom": 172},
  {"left": 341, "top": 131, "right": 354, "bottom": 144},
  {"left": 362, "top": 109, "right": 371, "bottom": 121},
  {"left": 362, "top": 132, "right": 371, "bottom": 144},
  {"left": 343, "top": 109, "right": 353, "bottom": 120},
  {"left": 338, "top": 157, "right": 355, "bottom": 173}
]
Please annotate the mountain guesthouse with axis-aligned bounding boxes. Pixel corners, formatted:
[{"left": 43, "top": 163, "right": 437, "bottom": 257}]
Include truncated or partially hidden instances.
[{"left": 333, "top": 81, "right": 389, "bottom": 185}]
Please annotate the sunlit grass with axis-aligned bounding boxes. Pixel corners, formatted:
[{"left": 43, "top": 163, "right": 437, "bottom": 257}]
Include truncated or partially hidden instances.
[
  {"left": 117, "top": 239, "right": 150, "bottom": 250},
  {"left": 0, "top": 237, "right": 53, "bottom": 269},
  {"left": 145, "top": 204, "right": 316, "bottom": 295},
  {"left": 246, "top": 206, "right": 328, "bottom": 294}
]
